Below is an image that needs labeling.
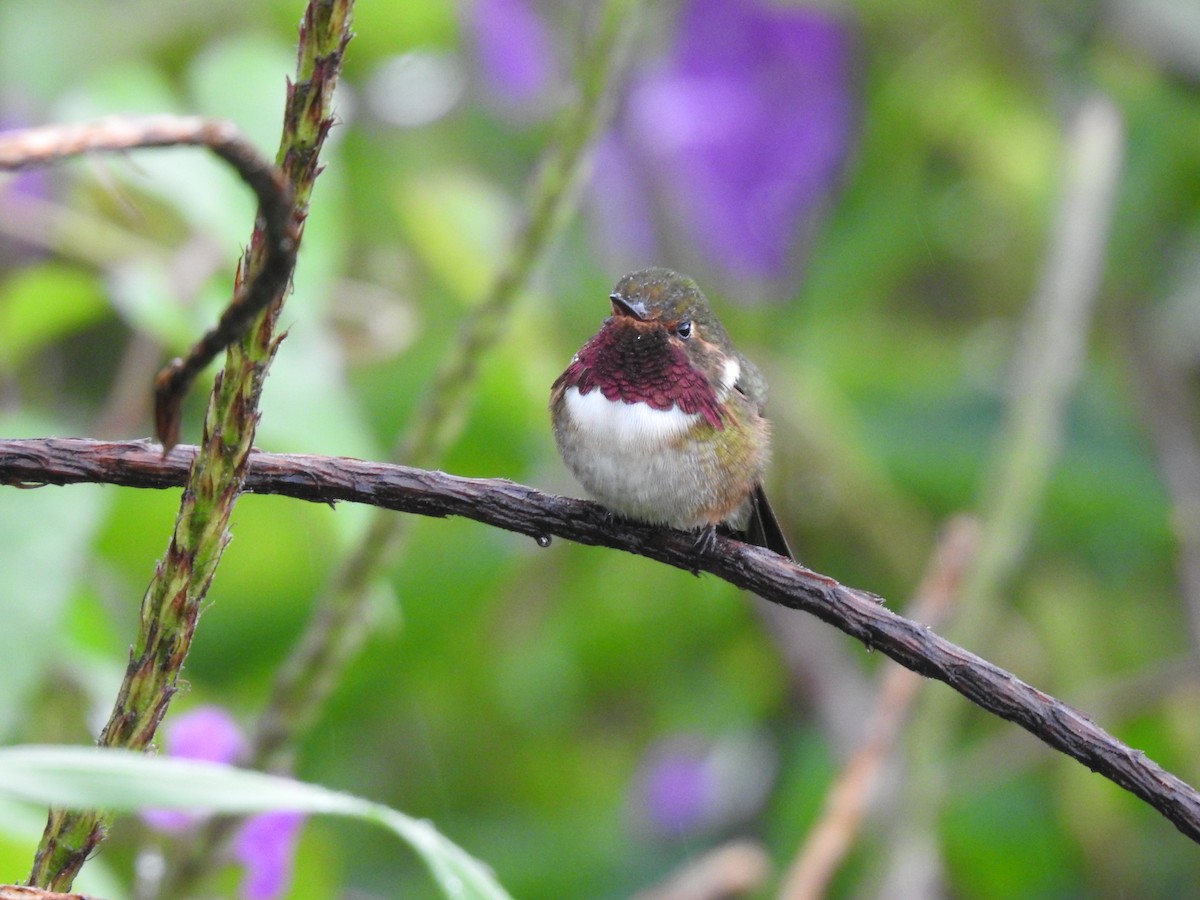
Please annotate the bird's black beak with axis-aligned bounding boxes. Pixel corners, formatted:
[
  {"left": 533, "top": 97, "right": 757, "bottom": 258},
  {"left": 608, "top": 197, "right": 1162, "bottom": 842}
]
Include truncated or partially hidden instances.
[{"left": 610, "top": 292, "right": 648, "bottom": 320}]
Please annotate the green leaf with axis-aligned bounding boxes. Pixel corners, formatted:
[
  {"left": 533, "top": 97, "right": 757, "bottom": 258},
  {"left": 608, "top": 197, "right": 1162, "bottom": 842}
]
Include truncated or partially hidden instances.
[{"left": 0, "top": 745, "right": 512, "bottom": 900}]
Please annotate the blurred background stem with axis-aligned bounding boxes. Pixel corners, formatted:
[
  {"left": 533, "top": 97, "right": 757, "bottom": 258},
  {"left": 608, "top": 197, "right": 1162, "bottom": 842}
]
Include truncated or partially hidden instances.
[
  {"left": 781, "top": 516, "right": 979, "bottom": 899},
  {"left": 1124, "top": 321, "right": 1200, "bottom": 653},
  {"left": 249, "top": 0, "right": 646, "bottom": 773},
  {"left": 877, "top": 94, "right": 1125, "bottom": 896}
]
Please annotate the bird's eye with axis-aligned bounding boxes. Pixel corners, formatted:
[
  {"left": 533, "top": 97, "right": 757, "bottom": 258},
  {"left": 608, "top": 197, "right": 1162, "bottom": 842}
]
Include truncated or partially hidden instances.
[{"left": 675, "top": 320, "right": 693, "bottom": 339}]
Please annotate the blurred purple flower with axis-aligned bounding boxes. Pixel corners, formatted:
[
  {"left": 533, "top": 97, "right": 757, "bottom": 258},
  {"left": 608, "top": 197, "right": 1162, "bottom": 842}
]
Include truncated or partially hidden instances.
[
  {"left": 141, "top": 707, "right": 304, "bottom": 900},
  {"left": 141, "top": 705, "right": 246, "bottom": 833},
  {"left": 639, "top": 743, "right": 715, "bottom": 835},
  {"left": 596, "top": 0, "right": 856, "bottom": 288},
  {"left": 164, "top": 705, "right": 248, "bottom": 762},
  {"left": 467, "top": 0, "right": 556, "bottom": 105},
  {"left": 459, "top": 0, "right": 854, "bottom": 285},
  {"left": 631, "top": 732, "right": 777, "bottom": 840},
  {"left": 234, "top": 811, "right": 306, "bottom": 900}
]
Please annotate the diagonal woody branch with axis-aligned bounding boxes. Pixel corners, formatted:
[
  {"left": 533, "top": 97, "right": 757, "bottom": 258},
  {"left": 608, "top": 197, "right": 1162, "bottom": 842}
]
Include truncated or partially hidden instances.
[
  {"left": 0, "top": 115, "right": 297, "bottom": 452},
  {"left": 3, "top": 435, "right": 1200, "bottom": 846}
]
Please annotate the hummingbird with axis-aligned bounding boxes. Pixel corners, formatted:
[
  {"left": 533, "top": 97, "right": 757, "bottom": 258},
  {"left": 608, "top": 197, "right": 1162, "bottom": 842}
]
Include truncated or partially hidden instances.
[{"left": 550, "top": 268, "right": 792, "bottom": 558}]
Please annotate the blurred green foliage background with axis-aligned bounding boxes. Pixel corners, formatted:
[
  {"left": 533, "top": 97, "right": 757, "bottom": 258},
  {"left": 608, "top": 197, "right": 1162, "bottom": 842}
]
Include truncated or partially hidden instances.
[{"left": 3, "top": 0, "right": 1200, "bottom": 897}]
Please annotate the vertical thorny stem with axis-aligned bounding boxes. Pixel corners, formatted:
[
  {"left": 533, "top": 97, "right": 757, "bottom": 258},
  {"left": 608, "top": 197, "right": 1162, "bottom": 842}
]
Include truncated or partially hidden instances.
[{"left": 25, "top": 0, "right": 353, "bottom": 891}]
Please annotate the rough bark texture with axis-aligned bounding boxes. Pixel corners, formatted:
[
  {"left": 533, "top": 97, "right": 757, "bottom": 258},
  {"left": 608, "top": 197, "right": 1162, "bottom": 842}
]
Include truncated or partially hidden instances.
[{"left": 4, "top": 436, "right": 1200, "bottom": 845}]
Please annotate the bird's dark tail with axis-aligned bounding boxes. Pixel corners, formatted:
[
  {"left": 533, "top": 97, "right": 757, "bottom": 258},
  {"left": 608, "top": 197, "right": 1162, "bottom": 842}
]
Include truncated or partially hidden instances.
[{"left": 744, "top": 483, "right": 794, "bottom": 560}]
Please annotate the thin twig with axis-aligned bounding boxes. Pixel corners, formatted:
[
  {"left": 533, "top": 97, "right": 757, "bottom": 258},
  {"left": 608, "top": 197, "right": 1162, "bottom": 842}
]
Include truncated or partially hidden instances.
[
  {"left": 0, "top": 116, "right": 297, "bottom": 452},
  {"left": 779, "top": 517, "right": 978, "bottom": 899},
  {"left": 2, "top": 437, "right": 1200, "bottom": 845}
]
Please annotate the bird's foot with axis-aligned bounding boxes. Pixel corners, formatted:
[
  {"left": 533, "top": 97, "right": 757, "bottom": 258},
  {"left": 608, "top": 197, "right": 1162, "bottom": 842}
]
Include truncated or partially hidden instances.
[{"left": 687, "top": 524, "right": 719, "bottom": 575}]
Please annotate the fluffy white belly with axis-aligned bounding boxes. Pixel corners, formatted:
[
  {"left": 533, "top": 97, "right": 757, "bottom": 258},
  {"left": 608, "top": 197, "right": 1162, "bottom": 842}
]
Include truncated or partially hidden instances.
[
  {"left": 564, "top": 386, "right": 696, "bottom": 445},
  {"left": 558, "top": 387, "right": 707, "bottom": 527}
]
